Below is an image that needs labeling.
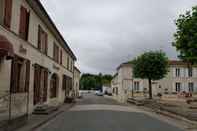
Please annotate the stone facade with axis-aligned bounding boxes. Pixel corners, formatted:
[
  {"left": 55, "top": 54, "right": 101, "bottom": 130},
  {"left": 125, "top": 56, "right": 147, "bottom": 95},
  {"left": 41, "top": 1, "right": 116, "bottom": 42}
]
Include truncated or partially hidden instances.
[
  {"left": 0, "top": 0, "right": 78, "bottom": 116},
  {"left": 73, "top": 66, "right": 81, "bottom": 97},
  {"left": 111, "top": 61, "right": 197, "bottom": 103}
]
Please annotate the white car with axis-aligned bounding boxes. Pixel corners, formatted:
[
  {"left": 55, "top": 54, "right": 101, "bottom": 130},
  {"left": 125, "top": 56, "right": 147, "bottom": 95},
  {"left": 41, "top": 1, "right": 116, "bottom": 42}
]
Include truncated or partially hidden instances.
[{"left": 95, "top": 91, "right": 104, "bottom": 96}]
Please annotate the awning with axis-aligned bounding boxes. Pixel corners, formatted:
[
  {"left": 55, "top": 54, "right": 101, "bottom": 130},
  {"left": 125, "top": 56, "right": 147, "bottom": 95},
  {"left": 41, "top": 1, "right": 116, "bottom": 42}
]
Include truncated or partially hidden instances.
[{"left": 0, "top": 35, "right": 14, "bottom": 60}]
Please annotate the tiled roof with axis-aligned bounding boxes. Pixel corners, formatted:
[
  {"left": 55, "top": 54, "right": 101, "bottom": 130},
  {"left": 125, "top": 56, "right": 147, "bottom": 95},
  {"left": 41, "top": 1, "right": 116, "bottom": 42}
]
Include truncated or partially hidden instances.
[{"left": 168, "top": 60, "right": 188, "bottom": 66}]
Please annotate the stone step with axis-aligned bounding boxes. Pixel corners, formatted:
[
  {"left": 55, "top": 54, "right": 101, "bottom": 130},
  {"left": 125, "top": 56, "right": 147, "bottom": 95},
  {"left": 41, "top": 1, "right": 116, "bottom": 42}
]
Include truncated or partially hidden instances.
[{"left": 33, "top": 105, "right": 58, "bottom": 115}]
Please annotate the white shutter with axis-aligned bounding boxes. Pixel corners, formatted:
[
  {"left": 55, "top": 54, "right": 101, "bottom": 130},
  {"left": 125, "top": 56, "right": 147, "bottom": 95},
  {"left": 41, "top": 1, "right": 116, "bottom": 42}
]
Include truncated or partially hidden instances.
[
  {"left": 173, "top": 68, "right": 176, "bottom": 78},
  {"left": 181, "top": 68, "right": 184, "bottom": 78},
  {"left": 185, "top": 68, "right": 189, "bottom": 78}
]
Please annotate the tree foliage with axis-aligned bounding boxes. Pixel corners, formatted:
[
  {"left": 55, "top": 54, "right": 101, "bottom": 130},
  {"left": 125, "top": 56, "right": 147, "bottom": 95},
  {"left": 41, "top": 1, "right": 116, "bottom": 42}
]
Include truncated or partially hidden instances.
[
  {"left": 80, "top": 73, "right": 113, "bottom": 90},
  {"left": 172, "top": 6, "right": 197, "bottom": 64},
  {"left": 132, "top": 51, "right": 169, "bottom": 99}
]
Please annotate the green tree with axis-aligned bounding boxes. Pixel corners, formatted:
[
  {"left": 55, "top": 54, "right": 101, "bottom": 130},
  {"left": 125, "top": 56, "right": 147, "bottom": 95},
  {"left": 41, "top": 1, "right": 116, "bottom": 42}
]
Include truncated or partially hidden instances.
[
  {"left": 172, "top": 6, "right": 197, "bottom": 64},
  {"left": 132, "top": 51, "right": 168, "bottom": 99},
  {"left": 79, "top": 73, "right": 113, "bottom": 90}
]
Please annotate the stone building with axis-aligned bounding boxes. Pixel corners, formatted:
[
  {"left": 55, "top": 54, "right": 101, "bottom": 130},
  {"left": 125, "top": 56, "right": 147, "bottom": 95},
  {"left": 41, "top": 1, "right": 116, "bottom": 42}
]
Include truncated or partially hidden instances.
[
  {"left": 0, "top": 0, "right": 78, "bottom": 118},
  {"left": 73, "top": 66, "right": 81, "bottom": 97},
  {"left": 111, "top": 60, "right": 197, "bottom": 103}
]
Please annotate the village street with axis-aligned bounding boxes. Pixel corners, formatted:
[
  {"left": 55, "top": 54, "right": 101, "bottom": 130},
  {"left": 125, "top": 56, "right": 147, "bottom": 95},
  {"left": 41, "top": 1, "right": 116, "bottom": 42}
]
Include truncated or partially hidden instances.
[{"left": 35, "top": 93, "right": 185, "bottom": 131}]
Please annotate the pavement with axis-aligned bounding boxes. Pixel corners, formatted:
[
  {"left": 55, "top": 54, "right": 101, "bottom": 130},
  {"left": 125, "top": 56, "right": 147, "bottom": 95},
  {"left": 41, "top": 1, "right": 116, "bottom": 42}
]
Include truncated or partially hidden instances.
[
  {"left": 16, "top": 103, "right": 74, "bottom": 131},
  {"left": 33, "top": 93, "right": 192, "bottom": 131}
]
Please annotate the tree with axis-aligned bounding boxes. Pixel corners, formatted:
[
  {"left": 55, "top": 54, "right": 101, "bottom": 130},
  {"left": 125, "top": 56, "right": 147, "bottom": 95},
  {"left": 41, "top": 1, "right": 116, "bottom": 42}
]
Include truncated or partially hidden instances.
[
  {"left": 172, "top": 6, "right": 197, "bottom": 64},
  {"left": 132, "top": 51, "right": 168, "bottom": 99},
  {"left": 79, "top": 73, "right": 113, "bottom": 90}
]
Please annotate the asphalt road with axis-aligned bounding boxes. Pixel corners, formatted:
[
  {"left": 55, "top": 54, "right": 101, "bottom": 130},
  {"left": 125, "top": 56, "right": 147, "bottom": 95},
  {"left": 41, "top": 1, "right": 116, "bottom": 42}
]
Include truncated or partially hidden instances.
[{"left": 36, "top": 93, "right": 184, "bottom": 131}]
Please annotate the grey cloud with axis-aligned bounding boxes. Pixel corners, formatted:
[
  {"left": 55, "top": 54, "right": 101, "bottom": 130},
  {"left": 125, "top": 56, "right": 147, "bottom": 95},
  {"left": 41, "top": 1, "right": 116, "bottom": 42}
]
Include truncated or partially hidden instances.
[{"left": 41, "top": 0, "right": 197, "bottom": 74}]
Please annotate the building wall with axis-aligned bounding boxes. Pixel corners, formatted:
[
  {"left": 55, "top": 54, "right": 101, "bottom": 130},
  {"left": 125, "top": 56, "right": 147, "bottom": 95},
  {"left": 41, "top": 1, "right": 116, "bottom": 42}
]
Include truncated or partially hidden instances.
[
  {"left": 0, "top": 0, "right": 76, "bottom": 114},
  {"left": 112, "top": 63, "right": 197, "bottom": 103},
  {"left": 73, "top": 68, "right": 80, "bottom": 97}
]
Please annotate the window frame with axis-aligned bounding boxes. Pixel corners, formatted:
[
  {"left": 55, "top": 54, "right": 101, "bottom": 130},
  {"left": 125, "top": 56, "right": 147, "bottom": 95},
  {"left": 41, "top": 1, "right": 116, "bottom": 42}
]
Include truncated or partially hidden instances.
[
  {"left": 38, "top": 25, "right": 48, "bottom": 55},
  {"left": 188, "top": 82, "right": 194, "bottom": 92},
  {"left": 175, "top": 82, "right": 181, "bottom": 92},
  {"left": 53, "top": 43, "right": 59, "bottom": 63},
  {"left": 188, "top": 68, "right": 193, "bottom": 77},
  {"left": 19, "top": 6, "right": 30, "bottom": 41},
  {"left": 175, "top": 68, "right": 180, "bottom": 77}
]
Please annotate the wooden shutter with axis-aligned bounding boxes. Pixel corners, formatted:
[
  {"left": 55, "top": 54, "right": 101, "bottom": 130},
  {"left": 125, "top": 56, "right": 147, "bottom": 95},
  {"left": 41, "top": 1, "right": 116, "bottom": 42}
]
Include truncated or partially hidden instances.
[
  {"left": 60, "top": 50, "right": 62, "bottom": 65},
  {"left": 10, "top": 57, "right": 18, "bottom": 93},
  {"left": 38, "top": 26, "right": 42, "bottom": 50},
  {"left": 44, "top": 33, "right": 48, "bottom": 55},
  {"left": 4, "top": 0, "right": 12, "bottom": 28},
  {"left": 34, "top": 65, "right": 41, "bottom": 105},
  {"left": 43, "top": 70, "right": 48, "bottom": 102},
  {"left": 25, "top": 60, "right": 30, "bottom": 92},
  {"left": 19, "top": 6, "right": 26, "bottom": 39}
]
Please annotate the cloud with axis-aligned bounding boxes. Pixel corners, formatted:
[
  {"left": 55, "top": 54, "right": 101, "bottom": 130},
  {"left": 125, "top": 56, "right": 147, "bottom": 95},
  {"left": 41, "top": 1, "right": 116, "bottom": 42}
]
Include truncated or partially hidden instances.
[{"left": 41, "top": 0, "right": 197, "bottom": 74}]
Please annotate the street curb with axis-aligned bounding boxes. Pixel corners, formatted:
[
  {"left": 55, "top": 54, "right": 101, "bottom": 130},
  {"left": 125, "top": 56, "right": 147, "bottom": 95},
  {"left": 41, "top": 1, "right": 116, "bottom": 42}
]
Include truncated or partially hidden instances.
[
  {"left": 155, "top": 109, "right": 197, "bottom": 126},
  {"left": 27, "top": 103, "right": 75, "bottom": 131},
  {"left": 136, "top": 103, "right": 197, "bottom": 126}
]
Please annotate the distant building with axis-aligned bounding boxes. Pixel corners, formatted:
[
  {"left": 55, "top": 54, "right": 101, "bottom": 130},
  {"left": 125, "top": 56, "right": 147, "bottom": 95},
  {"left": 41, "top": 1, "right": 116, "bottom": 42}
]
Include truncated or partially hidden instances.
[
  {"left": 111, "top": 60, "right": 197, "bottom": 103},
  {"left": 73, "top": 66, "right": 81, "bottom": 97}
]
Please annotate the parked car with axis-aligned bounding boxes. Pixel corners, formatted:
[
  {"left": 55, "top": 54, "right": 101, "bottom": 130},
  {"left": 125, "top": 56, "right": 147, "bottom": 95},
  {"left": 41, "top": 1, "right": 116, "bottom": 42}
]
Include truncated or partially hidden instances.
[{"left": 95, "top": 91, "right": 104, "bottom": 96}]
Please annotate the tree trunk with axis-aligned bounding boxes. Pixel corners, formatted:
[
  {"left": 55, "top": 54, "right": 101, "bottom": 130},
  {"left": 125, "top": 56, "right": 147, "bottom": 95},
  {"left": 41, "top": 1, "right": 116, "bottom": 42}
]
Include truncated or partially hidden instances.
[{"left": 148, "top": 78, "right": 152, "bottom": 99}]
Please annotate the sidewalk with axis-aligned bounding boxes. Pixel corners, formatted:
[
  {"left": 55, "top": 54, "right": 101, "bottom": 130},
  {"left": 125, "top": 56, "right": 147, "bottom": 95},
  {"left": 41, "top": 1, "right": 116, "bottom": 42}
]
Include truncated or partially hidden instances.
[{"left": 16, "top": 103, "right": 74, "bottom": 131}]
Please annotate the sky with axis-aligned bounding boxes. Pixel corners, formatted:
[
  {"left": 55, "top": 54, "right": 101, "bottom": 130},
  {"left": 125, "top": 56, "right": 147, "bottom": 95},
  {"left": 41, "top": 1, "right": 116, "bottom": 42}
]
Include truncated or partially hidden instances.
[{"left": 41, "top": 0, "right": 197, "bottom": 74}]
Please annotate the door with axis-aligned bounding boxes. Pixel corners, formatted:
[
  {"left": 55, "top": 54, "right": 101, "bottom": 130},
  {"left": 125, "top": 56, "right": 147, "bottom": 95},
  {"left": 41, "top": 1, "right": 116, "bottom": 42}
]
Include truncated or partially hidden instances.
[{"left": 33, "top": 65, "right": 48, "bottom": 105}]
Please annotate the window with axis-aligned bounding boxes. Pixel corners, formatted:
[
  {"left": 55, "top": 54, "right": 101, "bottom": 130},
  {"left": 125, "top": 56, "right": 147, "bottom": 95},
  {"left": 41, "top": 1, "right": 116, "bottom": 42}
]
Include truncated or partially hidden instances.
[
  {"left": 53, "top": 43, "right": 59, "bottom": 63},
  {"left": 60, "top": 50, "right": 62, "bottom": 65},
  {"left": 188, "top": 68, "right": 193, "bottom": 77},
  {"left": 70, "top": 60, "right": 73, "bottom": 71},
  {"left": 62, "top": 75, "right": 67, "bottom": 90},
  {"left": 134, "top": 81, "right": 140, "bottom": 91},
  {"left": 38, "top": 25, "right": 48, "bottom": 54},
  {"left": 3, "top": 0, "right": 12, "bottom": 28},
  {"left": 33, "top": 65, "right": 48, "bottom": 105},
  {"left": 175, "top": 68, "right": 180, "bottom": 77},
  {"left": 67, "top": 56, "right": 69, "bottom": 69},
  {"left": 175, "top": 82, "right": 181, "bottom": 92},
  {"left": 188, "top": 82, "right": 194, "bottom": 92},
  {"left": 19, "top": 6, "right": 29, "bottom": 40},
  {"left": 10, "top": 56, "right": 30, "bottom": 93},
  {"left": 0, "top": 0, "right": 4, "bottom": 24},
  {"left": 50, "top": 74, "right": 59, "bottom": 98}
]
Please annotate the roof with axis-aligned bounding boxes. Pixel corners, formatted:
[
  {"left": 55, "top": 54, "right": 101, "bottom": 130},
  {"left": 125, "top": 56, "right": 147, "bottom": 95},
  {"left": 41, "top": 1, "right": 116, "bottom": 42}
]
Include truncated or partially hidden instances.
[
  {"left": 117, "top": 60, "right": 196, "bottom": 70},
  {"left": 168, "top": 60, "right": 188, "bottom": 66},
  {"left": 74, "top": 66, "right": 81, "bottom": 73},
  {"left": 116, "top": 61, "right": 133, "bottom": 70},
  {"left": 26, "top": 0, "right": 77, "bottom": 60}
]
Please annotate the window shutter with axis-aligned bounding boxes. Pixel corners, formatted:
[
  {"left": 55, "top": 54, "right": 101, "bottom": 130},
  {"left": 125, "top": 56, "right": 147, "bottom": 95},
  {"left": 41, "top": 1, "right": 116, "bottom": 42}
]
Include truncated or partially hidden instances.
[
  {"left": 34, "top": 65, "right": 41, "bottom": 105},
  {"left": 25, "top": 11, "right": 30, "bottom": 40},
  {"left": 43, "top": 70, "right": 48, "bottom": 102},
  {"left": 38, "top": 26, "right": 42, "bottom": 50},
  {"left": 10, "top": 57, "right": 17, "bottom": 93},
  {"left": 57, "top": 46, "right": 59, "bottom": 63},
  {"left": 44, "top": 33, "right": 48, "bottom": 55},
  {"left": 25, "top": 60, "right": 30, "bottom": 92},
  {"left": 4, "top": 0, "right": 12, "bottom": 28},
  {"left": 19, "top": 6, "right": 26, "bottom": 39},
  {"left": 60, "top": 50, "right": 62, "bottom": 65}
]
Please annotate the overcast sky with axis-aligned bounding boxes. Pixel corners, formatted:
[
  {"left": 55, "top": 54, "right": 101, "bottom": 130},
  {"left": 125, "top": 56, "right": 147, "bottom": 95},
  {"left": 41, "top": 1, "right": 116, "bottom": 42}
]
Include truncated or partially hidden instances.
[{"left": 41, "top": 0, "right": 196, "bottom": 74}]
